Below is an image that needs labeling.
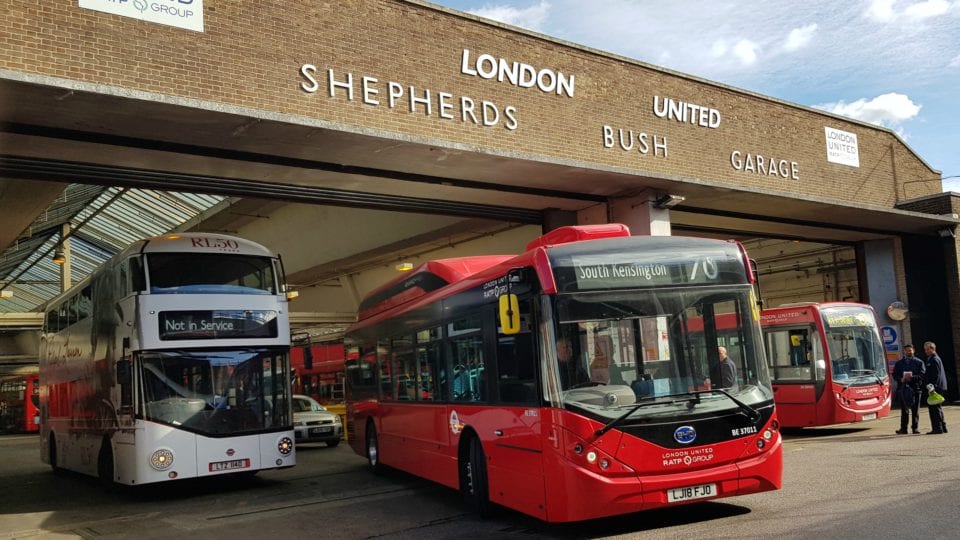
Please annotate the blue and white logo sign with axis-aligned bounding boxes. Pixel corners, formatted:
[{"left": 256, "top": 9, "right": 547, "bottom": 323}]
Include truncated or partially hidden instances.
[
  {"left": 674, "top": 425, "right": 697, "bottom": 445},
  {"left": 881, "top": 326, "right": 898, "bottom": 346},
  {"left": 80, "top": 0, "right": 204, "bottom": 33}
]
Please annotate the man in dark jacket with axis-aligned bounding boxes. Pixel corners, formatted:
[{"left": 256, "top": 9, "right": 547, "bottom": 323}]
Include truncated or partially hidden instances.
[
  {"left": 922, "top": 341, "right": 948, "bottom": 434},
  {"left": 892, "top": 344, "right": 925, "bottom": 434}
]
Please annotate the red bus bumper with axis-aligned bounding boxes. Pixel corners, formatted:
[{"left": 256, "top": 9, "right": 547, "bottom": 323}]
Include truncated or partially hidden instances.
[{"left": 542, "top": 436, "right": 783, "bottom": 522}]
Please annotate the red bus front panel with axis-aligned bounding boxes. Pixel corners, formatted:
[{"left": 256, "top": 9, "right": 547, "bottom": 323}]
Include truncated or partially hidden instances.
[{"left": 540, "top": 407, "right": 782, "bottom": 522}]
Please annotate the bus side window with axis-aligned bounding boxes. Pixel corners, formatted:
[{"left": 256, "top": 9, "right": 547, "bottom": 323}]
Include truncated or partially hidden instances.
[
  {"left": 494, "top": 300, "right": 538, "bottom": 405},
  {"left": 46, "top": 308, "right": 59, "bottom": 334},
  {"left": 447, "top": 314, "right": 486, "bottom": 403},
  {"left": 129, "top": 256, "right": 146, "bottom": 292},
  {"left": 117, "top": 358, "right": 133, "bottom": 408},
  {"left": 415, "top": 327, "right": 442, "bottom": 402}
]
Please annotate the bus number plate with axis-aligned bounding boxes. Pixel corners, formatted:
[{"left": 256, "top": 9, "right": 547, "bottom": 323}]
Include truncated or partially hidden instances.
[
  {"left": 667, "top": 483, "right": 716, "bottom": 503},
  {"left": 862, "top": 413, "right": 877, "bottom": 421},
  {"left": 208, "top": 458, "right": 251, "bottom": 472}
]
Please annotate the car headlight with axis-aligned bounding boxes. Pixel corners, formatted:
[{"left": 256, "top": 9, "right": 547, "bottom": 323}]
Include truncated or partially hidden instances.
[{"left": 333, "top": 416, "right": 342, "bottom": 425}]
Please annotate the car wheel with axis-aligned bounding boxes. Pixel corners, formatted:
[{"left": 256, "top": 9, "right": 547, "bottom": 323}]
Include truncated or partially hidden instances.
[{"left": 327, "top": 438, "right": 341, "bottom": 448}]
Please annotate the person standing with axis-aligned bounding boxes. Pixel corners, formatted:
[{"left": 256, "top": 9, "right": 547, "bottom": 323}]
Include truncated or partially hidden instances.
[
  {"left": 921, "top": 341, "right": 948, "bottom": 434},
  {"left": 892, "top": 344, "right": 925, "bottom": 434},
  {"left": 715, "top": 346, "right": 739, "bottom": 392}
]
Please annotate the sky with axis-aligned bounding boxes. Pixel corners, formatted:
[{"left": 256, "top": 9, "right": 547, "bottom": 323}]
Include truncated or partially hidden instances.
[{"left": 430, "top": 0, "right": 960, "bottom": 192}]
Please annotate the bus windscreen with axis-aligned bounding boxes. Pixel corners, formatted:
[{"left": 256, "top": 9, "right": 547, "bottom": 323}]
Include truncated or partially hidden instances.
[{"left": 148, "top": 253, "right": 277, "bottom": 294}]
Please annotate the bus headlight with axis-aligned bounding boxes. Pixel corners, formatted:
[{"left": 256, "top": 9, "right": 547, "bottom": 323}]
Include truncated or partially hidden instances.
[
  {"left": 150, "top": 448, "right": 174, "bottom": 470},
  {"left": 278, "top": 436, "right": 294, "bottom": 456}
]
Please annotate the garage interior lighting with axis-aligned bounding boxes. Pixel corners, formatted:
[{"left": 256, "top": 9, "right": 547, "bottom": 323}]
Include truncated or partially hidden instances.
[{"left": 653, "top": 194, "right": 685, "bottom": 209}]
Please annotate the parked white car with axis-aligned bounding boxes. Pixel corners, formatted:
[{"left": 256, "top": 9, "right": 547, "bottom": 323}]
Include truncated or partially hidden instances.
[{"left": 292, "top": 394, "right": 342, "bottom": 446}]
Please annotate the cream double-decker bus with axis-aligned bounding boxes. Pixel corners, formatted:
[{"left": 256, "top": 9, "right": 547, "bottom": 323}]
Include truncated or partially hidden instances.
[{"left": 40, "top": 233, "right": 295, "bottom": 485}]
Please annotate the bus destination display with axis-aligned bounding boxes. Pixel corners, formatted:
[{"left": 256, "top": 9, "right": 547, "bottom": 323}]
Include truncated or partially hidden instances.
[
  {"left": 159, "top": 310, "right": 279, "bottom": 340},
  {"left": 556, "top": 250, "right": 745, "bottom": 291}
]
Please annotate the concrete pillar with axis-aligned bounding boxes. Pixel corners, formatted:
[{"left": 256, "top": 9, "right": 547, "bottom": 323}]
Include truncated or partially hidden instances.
[
  {"left": 609, "top": 194, "right": 673, "bottom": 236},
  {"left": 861, "top": 238, "right": 907, "bottom": 373},
  {"left": 58, "top": 223, "right": 71, "bottom": 293},
  {"left": 339, "top": 275, "right": 361, "bottom": 311},
  {"left": 542, "top": 209, "right": 577, "bottom": 233}
]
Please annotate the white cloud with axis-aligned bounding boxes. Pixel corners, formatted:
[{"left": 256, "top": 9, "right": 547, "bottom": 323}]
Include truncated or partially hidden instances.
[
  {"left": 814, "top": 93, "right": 922, "bottom": 127},
  {"left": 784, "top": 24, "right": 818, "bottom": 51},
  {"left": 865, "top": 0, "right": 896, "bottom": 21},
  {"left": 903, "top": 0, "right": 951, "bottom": 20},
  {"left": 950, "top": 53, "right": 960, "bottom": 67},
  {"left": 732, "top": 39, "right": 760, "bottom": 65},
  {"left": 865, "top": 0, "right": 951, "bottom": 22},
  {"left": 706, "top": 38, "right": 759, "bottom": 66},
  {"left": 466, "top": 1, "right": 551, "bottom": 31},
  {"left": 710, "top": 40, "right": 729, "bottom": 58}
]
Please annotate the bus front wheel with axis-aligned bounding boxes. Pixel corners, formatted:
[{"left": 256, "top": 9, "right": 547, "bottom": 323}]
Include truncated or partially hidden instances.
[
  {"left": 366, "top": 422, "right": 383, "bottom": 474},
  {"left": 460, "top": 436, "right": 491, "bottom": 518},
  {"left": 49, "top": 434, "right": 63, "bottom": 476},
  {"left": 97, "top": 440, "right": 115, "bottom": 488}
]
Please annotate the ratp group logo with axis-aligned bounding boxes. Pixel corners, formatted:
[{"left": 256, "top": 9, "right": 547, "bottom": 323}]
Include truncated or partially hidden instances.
[
  {"left": 674, "top": 425, "right": 697, "bottom": 445},
  {"left": 79, "top": 0, "right": 204, "bottom": 33}
]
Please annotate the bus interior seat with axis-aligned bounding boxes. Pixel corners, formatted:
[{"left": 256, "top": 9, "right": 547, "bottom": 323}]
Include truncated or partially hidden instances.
[{"left": 631, "top": 379, "right": 653, "bottom": 398}]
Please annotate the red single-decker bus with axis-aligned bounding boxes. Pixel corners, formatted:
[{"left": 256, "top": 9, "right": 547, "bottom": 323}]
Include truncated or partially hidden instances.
[
  {"left": 761, "top": 302, "right": 890, "bottom": 428},
  {"left": 345, "top": 225, "right": 782, "bottom": 522}
]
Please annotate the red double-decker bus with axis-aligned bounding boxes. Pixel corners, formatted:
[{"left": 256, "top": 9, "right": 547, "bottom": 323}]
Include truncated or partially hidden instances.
[
  {"left": 0, "top": 373, "right": 40, "bottom": 433},
  {"left": 760, "top": 302, "right": 890, "bottom": 428},
  {"left": 291, "top": 343, "right": 348, "bottom": 436},
  {"left": 345, "top": 224, "right": 782, "bottom": 522},
  {"left": 291, "top": 343, "right": 346, "bottom": 408}
]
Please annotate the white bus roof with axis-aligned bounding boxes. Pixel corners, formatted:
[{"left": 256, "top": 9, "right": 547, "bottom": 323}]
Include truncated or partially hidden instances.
[{"left": 134, "top": 233, "right": 275, "bottom": 257}]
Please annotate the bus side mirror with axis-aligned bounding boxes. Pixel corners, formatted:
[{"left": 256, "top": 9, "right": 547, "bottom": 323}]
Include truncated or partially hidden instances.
[
  {"left": 117, "top": 359, "right": 130, "bottom": 381},
  {"left": 499, "top": 294, "right": 520, "bottom": 335}
]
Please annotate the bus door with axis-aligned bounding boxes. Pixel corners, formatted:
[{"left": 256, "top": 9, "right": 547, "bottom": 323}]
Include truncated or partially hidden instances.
[
  {"left": 485, "top": 299, "right": 545, "bottom": 519},
  {"left": 764, "top": 326, "right": 823, "bottom": 426}
]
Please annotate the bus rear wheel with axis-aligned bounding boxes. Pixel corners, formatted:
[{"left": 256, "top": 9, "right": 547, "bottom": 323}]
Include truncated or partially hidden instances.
[
  {"left": 366, "top": 422, "right": 383, "bottom": 473},
  {"left": 460, "top": 436, "right": 491, "bottom": 518}
]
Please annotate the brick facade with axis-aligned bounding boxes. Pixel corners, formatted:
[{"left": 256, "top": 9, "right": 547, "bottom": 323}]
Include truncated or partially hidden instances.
[
  {"left": 0, "top": 0, "right": 941, "bottom": 205},
  {"left": 2, "top": 0, "right": 956, "bottom": 396}
]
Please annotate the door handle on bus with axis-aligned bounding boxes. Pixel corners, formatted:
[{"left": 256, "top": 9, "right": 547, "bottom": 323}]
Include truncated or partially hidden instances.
[{"left": 494, "top": 429, "right": 503, "bottom": 436}]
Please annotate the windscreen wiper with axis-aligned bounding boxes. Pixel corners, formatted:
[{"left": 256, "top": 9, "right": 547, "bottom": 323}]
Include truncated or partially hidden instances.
[
  {"left": 594, "top": 393, "right": 702, "bottom": 438},
  {"left": 850, "top": 369, "right": 885, "bottom": 386},
  {"left": 593, "top": 389, "right": 760, "bottom": 438},
  {"left": 709, "top": 389, "right": 762, "bottom": 422}
]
